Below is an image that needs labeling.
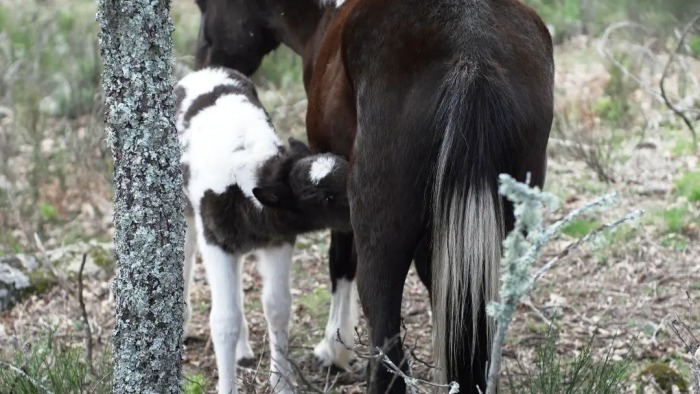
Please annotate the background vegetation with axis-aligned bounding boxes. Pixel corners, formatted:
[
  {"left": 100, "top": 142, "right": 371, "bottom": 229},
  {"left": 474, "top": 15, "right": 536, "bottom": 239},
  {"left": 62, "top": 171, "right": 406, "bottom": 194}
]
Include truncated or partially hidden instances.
[{"left": 0, "top": 0, "right": 698, "bottom": 392}]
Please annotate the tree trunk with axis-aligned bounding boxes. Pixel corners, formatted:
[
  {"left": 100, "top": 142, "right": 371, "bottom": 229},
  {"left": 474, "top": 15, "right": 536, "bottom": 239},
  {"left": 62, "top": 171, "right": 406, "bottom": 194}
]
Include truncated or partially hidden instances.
[{"left": 96, "top": 0, "right": 185, "bottom": 392}]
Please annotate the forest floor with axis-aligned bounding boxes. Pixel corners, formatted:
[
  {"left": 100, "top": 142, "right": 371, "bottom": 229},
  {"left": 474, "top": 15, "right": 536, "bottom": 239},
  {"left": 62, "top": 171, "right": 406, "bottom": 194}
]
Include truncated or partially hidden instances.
[{"left": 1, "top": 7, "right": 700, "bottom": 392}]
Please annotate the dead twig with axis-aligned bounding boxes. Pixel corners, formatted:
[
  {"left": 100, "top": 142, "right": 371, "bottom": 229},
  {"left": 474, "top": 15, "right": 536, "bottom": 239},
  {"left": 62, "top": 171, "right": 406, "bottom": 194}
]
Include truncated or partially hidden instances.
[
  {"left": 77, "top": 252, "right": 94, "bottom": 374},
  {"left": 285, "top": 356, "right": 326, "bottom": 394},
  {"left": 521, "top": 297, "right": 554, "bottom": 327},
  {"left": 660, "top": 11, "right": 700, "bottom": 148},
  {"left": 369, "top": 346, "right": 458, "bottom": 394},
  {"left": 410, "top": 338, "right": 438, "bottom": 371}
]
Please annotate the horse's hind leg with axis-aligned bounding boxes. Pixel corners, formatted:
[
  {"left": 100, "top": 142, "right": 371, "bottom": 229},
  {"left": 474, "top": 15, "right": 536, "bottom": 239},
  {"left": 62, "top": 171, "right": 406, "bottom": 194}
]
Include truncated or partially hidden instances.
[
  {"left": 314, "top": 231, "right": 358, "bottom": 370},
  {"left": 256, "top": 242, "right": 295, "bottom": 394},
  {"left": 349, "top": 155, "right": 428, "bottom": 394}
]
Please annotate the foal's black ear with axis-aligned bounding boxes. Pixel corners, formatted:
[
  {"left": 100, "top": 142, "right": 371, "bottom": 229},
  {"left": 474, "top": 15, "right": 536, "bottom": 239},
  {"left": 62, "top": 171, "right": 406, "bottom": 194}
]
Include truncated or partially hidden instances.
[
  {"left": 288, "top": 137, "right": 311, "bottom": 155},
  {"left": 252, "top": 184, "right": 295, "bottom": 209}
]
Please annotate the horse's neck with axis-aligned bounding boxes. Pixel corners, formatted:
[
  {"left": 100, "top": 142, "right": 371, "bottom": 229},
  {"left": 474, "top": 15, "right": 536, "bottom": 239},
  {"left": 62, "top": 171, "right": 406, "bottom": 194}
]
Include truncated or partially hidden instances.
[{"left": 266, "top": 0, "right": 326, "bottom": 56}]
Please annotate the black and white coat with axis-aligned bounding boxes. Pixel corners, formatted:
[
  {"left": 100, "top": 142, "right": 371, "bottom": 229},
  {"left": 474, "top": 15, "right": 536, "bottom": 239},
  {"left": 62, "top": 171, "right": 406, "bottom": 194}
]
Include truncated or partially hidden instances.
[{"left": 176, "top": 67, "right": 353, "bottom": 394}]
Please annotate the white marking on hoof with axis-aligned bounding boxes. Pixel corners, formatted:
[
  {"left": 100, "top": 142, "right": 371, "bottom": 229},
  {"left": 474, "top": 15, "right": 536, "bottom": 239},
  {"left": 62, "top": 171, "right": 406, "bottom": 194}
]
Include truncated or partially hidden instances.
[{"left": 313, "top": 279, "right": 358, "bottom": 370}]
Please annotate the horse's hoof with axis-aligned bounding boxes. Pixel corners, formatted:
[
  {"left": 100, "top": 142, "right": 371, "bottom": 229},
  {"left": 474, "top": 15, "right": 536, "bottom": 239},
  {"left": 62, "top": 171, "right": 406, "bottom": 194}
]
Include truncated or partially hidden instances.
[
  {"left": 313, "top": 339, "right": 353, "bottom": 371},
  {"left": 314, "top": 358, "right": 347, "bottom": 374},
  {"left": 237, "top": 357, "right": 257, "bottom": 368}
]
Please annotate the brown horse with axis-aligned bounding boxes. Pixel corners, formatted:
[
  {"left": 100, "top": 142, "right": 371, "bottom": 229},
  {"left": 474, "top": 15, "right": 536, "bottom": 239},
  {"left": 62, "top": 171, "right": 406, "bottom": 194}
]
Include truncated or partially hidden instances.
[{"left": 194, "top": 0, "right": 554, "bottom": 393}]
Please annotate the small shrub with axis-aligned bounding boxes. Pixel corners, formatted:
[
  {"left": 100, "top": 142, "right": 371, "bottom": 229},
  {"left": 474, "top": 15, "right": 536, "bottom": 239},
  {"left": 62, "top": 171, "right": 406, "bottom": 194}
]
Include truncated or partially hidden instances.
[
  {"left": 507, "top": 325, "right": 632, "bottom": 394},
  {"left": 552, "top": 112, "right": 617, "bottom": 183},
  {"left": 637, "top": 363, "right": 689, "bottom": 393}
]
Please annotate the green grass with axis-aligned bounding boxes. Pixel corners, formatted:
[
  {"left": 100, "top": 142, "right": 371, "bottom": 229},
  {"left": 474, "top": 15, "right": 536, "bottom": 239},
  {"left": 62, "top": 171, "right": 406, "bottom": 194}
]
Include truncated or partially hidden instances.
[
  {"left": 656, "top": 204, "right": 693, "bottom": 251},
  {"left": 562, "top": 218, "right": 601, "bottom": 238},
  {"left": 672, "top": 137, "right": 695, "bottom": 157},
  {"left": 660, "top": 233, "right": 690, "bottom": 252},
  {"left": 0, "top": 330, "right": 112, "bottom": 394},
  {"left": 183, "top": 372, "right": 212, "bottom": 394},
  {"left": 660, "top": 206, "right": 690, "bottom": 234},
  {"left": 297, "top": 287, "right": 331, "bottom": 322},
  {"left": 675, "top": 171, "right": 700, "bottom": 202}
]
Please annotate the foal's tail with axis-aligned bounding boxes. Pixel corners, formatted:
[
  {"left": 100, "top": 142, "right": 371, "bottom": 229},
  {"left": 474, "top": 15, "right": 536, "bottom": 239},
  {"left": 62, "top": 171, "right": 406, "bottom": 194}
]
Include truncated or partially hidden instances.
[{"left": 431, "top": 61, "right": 523, "bottom": 392}]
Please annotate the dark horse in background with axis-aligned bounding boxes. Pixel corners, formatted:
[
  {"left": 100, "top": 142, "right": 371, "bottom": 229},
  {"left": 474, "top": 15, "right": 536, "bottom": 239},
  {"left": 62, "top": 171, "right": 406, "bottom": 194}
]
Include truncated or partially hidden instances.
[{"left": 194, "top": 0, "right": 554, "bottom": 392}]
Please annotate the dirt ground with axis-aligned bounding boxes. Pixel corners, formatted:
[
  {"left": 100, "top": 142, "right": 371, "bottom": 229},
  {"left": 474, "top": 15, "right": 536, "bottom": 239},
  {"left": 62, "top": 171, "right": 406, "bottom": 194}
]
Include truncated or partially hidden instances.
[{"left": 1, "top": 35, "right": 699, "bottom": 393}]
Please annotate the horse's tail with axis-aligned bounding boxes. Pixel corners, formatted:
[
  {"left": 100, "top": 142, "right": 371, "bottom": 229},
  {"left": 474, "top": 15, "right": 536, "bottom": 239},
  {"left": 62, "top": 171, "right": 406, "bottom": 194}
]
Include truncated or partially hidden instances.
[{"left": 431, "top": 61, "right": 523, "bottom": 391}]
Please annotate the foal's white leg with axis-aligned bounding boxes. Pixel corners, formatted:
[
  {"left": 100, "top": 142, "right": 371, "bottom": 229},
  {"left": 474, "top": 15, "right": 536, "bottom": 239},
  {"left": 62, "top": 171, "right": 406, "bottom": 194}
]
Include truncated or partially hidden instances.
[
  {"left": 313, "top": 279, "right": 359, "bottom": 370},
  {"left": 235, "top": 260, "right": 255, "bottom": 363},
  {"left": 183, "top": 214, "right": 197, "bottom": 335},
  {"left": 198, "top": 231, "right": 242, "bottom": 394},
  {"left": 256, "top": 244, "right": 294, "bottom": 394}
]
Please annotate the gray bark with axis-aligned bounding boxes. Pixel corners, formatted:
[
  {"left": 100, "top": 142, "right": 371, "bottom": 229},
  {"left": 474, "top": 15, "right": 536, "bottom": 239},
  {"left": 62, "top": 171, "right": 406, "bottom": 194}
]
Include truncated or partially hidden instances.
[{"left": 96, "top": 0, "right": 185, "bottom": 392}]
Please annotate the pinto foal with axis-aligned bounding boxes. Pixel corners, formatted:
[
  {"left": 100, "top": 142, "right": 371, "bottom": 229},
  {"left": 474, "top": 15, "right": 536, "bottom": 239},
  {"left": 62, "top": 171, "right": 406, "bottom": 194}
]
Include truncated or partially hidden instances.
[{"left": 176, "top": 67, "right": 351, "bottom": 394}]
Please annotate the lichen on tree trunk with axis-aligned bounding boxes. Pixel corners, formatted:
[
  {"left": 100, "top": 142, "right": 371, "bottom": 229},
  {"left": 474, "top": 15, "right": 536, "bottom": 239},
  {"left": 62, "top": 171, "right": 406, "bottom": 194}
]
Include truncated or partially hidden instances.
[{"left": 96, "top": 0, "right": 185, "bottom": 392}]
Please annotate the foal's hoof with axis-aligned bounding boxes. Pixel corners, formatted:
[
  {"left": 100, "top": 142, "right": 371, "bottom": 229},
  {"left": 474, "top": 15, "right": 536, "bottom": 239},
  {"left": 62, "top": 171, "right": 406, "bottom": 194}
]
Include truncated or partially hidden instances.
[{"left": 237, "top": 357, "right": 257, "bottom": 368}]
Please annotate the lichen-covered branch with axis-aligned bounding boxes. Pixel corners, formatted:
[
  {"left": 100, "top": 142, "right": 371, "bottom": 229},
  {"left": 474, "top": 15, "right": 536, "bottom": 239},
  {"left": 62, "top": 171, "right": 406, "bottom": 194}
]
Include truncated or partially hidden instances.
[
  {"left": 96, "top": 0, "right": 185, "bottom": 392},
  {"left": 484, "top": 174, "right": 643, "bottom": 394}
]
